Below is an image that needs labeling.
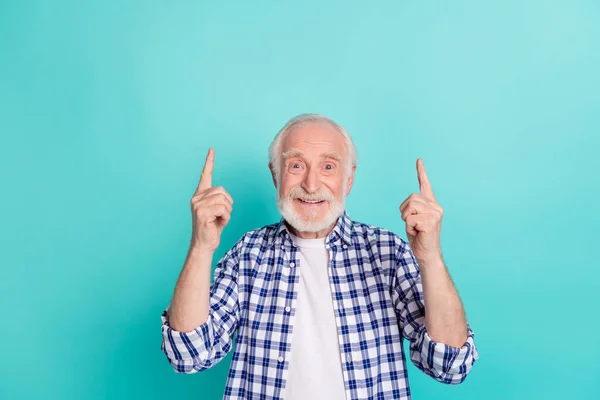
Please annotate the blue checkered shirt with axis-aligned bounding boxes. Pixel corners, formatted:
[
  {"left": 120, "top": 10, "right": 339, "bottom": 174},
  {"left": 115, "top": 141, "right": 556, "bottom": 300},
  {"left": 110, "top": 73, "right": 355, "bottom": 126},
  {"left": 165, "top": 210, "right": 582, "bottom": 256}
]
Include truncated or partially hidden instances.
[{"left": 161, "top": 211, "right": 478, "bottom": 399}]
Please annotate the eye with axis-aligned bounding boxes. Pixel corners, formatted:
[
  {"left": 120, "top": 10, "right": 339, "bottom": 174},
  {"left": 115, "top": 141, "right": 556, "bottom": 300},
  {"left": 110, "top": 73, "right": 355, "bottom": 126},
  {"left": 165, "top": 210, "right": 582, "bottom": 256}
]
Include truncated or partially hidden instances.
[
  {"left": 324, "top": 164, "right": 334, "bottom": 170},
  {"left": 287, "top": 162, "right": 304, "bottom": 173}
]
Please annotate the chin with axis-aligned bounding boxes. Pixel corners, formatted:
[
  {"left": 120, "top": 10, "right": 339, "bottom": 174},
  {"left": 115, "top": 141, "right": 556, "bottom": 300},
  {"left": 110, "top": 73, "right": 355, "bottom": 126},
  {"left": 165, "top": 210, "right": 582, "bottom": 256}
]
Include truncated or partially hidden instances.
[{"left": 277, "top": 197, "right": 345, "bottom": 234}]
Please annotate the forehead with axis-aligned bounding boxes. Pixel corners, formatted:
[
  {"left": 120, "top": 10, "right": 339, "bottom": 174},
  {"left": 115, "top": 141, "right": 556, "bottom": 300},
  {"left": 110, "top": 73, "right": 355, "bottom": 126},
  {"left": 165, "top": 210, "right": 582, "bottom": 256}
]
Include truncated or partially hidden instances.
[{"left": 281, "top": 122, "right": 347, "bottom": 157}]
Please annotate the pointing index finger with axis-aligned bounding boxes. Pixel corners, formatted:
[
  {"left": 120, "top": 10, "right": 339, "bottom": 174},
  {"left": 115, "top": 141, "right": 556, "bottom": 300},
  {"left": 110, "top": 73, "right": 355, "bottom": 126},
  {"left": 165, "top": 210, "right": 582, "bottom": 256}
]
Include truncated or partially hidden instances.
[
  {"left": 417, "top": 158, "right": 435, "bottom": 199},
  {"left": 196, "top": 148, "right": 214, "bottom": 194}
]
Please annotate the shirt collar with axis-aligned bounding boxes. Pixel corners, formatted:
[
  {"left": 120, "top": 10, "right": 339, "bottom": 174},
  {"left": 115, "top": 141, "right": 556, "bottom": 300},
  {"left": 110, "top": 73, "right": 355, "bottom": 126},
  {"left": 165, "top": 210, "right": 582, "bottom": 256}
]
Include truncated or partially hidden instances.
[{"left": 269, "top": 210, "right": 355, "bottom": 248}]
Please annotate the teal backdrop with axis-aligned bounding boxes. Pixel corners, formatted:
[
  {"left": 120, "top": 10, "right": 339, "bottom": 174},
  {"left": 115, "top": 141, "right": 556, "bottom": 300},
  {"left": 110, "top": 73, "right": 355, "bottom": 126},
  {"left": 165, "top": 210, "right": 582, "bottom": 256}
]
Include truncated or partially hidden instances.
[{"left": 1, "top": 1, "right": 599, "bottom": 399}]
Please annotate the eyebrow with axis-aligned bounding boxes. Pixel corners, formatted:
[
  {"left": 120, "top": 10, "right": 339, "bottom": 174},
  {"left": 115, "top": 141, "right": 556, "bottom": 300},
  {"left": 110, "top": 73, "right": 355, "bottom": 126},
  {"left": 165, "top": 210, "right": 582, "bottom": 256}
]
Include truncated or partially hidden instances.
[
  {"left": 282, "top": 148, "right": 343, "bottom": 162},
  {"left": 321, "top": 151, "right": 343, "bottom": 162},
  {"left": 282, "top": 148, "right": 304, "bottom": 159}
]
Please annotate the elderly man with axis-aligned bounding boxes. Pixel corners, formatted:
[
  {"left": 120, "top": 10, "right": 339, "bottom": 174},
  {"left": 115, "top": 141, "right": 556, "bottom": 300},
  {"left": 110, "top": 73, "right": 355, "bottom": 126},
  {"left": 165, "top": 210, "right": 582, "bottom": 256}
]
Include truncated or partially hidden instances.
[{"left": 160, "top": 114, "right": 478, "bottom": 399}]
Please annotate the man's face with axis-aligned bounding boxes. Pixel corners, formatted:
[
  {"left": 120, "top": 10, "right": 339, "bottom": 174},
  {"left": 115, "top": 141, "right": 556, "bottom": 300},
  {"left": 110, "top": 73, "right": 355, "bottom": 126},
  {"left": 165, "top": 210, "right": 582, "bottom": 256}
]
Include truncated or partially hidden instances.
[{"left": 271, "top": 122, "right": 355, "bottom": 235}]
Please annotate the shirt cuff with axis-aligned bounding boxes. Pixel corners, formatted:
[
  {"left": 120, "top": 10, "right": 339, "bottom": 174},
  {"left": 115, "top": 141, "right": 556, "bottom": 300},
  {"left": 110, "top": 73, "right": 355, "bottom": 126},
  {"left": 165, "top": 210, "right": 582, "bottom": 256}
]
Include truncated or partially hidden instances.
[
  {"left": 416, "top": 324, "right": 478, "bottom": 382},
  {"left": 160, "top": 309, "right": 214, "bottom": 372}
]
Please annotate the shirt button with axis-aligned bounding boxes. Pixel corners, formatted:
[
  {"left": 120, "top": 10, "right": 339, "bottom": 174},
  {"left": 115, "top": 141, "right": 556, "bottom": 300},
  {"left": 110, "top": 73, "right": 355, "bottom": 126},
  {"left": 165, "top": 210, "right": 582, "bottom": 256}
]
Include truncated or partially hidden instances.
[
  {"left": 325, "top": 244, "right": 330, "bottom": 249},
  {"left": 289, "top": 262, "right": 295, "bottom": 268},
  {"left": 278, "top": 356, "right": 284, "bottom": 363},
  {"left": 285, "top": 306, "right": 291, "bottom": 313},
  {"left": 346, "top": 354, "right": 352, "bottom": 362},
  {"left": 343, "top": 244, "right": 348, "bottom": 249},
  {"left": 281, "top": 245, "right": 285, "bottom": 249}
]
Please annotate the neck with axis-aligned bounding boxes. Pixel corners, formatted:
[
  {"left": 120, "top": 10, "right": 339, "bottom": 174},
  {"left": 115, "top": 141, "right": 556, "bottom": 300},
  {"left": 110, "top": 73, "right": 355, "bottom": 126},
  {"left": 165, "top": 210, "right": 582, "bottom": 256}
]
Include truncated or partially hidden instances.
[{"left": 286, "top": 220, "right": 337, "bottom": 239}]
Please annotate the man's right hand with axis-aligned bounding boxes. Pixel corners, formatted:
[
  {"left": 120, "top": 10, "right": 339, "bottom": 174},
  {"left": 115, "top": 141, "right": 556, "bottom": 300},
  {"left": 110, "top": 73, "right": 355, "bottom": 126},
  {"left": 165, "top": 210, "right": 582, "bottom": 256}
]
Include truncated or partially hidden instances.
[{"left": 190, "top": 148, "right": 233, "bottom": 253}]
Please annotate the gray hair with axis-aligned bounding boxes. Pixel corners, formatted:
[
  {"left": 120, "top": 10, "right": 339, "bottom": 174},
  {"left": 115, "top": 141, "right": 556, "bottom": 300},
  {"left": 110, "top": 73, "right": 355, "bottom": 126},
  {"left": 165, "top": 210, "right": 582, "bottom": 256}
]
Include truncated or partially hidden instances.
[{"left": 268, "top": 113, "right": 358, "bottom": 183}]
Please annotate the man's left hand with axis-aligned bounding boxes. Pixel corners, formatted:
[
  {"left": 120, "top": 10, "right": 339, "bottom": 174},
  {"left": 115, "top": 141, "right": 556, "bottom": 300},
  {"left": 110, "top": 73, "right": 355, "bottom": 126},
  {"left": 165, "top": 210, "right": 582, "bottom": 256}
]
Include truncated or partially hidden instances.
[{"left": 399, "top": 158, "right": 444, "bottom": 266}]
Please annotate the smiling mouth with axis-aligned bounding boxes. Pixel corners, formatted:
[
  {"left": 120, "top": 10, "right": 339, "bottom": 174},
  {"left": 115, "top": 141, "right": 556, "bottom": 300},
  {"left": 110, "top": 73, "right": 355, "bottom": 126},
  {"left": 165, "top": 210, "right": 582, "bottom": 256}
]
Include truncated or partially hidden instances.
[{"left": 297, "top": 199, "right": 326, "bottom": 205}]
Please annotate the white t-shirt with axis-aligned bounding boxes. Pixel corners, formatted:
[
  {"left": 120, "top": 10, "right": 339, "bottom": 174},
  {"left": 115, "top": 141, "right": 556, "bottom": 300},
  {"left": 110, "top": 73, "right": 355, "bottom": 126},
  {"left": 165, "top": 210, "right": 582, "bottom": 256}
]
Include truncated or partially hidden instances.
[{"left": 284, "top": 233, "right": 348, "bottom": 400}]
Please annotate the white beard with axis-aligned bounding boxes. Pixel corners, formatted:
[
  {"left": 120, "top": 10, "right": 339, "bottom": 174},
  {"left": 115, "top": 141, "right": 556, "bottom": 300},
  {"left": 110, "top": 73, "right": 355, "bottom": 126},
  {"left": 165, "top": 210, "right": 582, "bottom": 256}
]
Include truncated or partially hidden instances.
[{"left": 276, "top": 182, "right": 346, "bottom": 233}]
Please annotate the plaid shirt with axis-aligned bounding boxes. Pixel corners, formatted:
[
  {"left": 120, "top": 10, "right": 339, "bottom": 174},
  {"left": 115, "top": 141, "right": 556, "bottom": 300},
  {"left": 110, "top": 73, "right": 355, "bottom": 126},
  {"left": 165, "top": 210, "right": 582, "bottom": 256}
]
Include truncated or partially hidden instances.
[{"left": 161, "top": 211, "right": 478, "bottom": 399}]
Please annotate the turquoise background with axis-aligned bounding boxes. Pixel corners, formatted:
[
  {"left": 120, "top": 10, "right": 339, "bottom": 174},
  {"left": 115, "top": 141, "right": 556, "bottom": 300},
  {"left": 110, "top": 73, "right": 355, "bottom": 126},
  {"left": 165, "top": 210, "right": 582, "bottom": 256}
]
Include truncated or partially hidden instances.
[{"left": 1, "top": 1, "right": 599, "bottom": 399}]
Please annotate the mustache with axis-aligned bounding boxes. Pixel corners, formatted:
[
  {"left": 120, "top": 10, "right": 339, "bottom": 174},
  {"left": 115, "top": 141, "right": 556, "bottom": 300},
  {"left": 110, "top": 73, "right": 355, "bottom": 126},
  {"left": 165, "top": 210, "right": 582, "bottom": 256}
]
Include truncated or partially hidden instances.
[{"left": 285, "top": 186, "right": 334, "bottom": 202}]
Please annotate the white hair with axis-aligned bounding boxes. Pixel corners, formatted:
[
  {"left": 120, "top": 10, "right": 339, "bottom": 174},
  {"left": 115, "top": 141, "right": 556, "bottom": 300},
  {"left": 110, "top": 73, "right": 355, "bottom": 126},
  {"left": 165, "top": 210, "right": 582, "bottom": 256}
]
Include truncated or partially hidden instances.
[{"left": 268, "top": 113, "right": 358, "bottom": 183}]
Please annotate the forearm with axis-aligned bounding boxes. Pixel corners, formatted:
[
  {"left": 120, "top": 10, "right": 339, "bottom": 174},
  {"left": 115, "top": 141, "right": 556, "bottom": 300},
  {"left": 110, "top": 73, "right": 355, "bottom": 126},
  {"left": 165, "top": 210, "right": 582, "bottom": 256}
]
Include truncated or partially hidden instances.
[
  {"left": 168, "top": 245, "right": 214, "bottom": 332},
  {"left": 419, "top": 256, "right": 467, "bottom": 347}
]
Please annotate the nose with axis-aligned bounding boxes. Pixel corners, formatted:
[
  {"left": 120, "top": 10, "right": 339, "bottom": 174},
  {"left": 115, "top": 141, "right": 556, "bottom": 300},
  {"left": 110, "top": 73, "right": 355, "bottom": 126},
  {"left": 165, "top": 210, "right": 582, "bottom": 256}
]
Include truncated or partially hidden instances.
[{"left": 301, "top": 166, "right": 320, "bottom": 194}]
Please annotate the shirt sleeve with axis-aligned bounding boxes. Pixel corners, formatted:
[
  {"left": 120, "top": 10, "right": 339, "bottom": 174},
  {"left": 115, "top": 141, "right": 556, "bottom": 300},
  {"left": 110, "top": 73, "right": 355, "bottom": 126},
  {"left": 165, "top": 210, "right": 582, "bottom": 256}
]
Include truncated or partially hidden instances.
[
  {"left": 392, "top": 236, "right": 478, "bottom": 385},
  {"left": 160, "top": 236, "right": 244, "bottom": 374}
]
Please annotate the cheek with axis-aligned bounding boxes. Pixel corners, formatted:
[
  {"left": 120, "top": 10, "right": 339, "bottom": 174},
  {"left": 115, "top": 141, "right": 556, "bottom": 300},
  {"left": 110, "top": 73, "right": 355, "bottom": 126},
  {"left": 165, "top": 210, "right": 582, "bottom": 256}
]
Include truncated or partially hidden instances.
[
  {"left": 326, "top": 179, "right": 345, "bottom": 199},
  {"left": 279, "top": 177, "right": 299, "bottom": 196}
]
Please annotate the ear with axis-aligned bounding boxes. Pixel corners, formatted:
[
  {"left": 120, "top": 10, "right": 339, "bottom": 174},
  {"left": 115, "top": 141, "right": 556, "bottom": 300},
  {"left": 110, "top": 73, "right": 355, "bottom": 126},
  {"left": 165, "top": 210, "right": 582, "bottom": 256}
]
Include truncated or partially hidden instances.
[
  {"left": 345, "top": 165, "right": 356, "bottom": 196},
  {"left": 268, "top": 162, "right": 277, "bottom": 189}
]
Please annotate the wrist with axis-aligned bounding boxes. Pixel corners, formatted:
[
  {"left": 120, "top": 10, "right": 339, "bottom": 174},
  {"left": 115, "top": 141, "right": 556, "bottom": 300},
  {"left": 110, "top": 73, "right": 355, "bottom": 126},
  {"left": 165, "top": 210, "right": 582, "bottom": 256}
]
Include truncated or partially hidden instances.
[
  {"left": 417, "top": 252, "right": 444, "bottom": 270},
  {"left": 188, "top": 243, "right": 215, "bottom": 258}
]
